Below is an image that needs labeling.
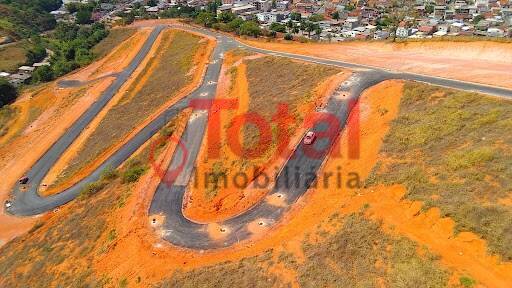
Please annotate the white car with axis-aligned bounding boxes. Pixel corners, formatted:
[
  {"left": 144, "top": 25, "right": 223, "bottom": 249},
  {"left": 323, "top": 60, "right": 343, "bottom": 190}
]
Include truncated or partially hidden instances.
[{"left": 4, "top": 200, "right": 12, "bottom": 210}]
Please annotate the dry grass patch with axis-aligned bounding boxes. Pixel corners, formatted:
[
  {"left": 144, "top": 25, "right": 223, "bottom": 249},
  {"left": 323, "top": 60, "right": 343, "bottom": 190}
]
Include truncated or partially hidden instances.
[
  {"left": 52, "top": 30, "right": 205, "bottom": 187},
  {"left": 0, "top": 41, "right": 27, "bottom": 72},
  {"left": 0, "top": 116, "right": 183, "bottom": 287},
  {"left": 156, "top": 213, "right": 447, "bottom": 288},
  {"left": 366, "top": 82, "right": 512, "bottom": 260},
  {"left": 0, "top": 105, "right": 17, "bottom": 137},
  {"left": 92, "top": 28, "right": 137, "bottom": 60}
]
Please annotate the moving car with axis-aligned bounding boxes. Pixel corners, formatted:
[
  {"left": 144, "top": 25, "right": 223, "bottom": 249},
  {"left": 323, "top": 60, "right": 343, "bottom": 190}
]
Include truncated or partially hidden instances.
[
  {"left": 303, "top": 131, "right": 316, "bottom": 145},
  {"left": 19, "top": 176, "right": 29, "bottom": 184}
]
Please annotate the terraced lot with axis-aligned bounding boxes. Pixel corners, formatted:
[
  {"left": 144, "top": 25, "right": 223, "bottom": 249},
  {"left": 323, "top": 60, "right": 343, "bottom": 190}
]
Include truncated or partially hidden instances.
[
  {"left": 366, "top": 82, "right": 512, "bottom": 261},
  {"left": 50, "top": 30, "right": 207, "bottom": 189}
]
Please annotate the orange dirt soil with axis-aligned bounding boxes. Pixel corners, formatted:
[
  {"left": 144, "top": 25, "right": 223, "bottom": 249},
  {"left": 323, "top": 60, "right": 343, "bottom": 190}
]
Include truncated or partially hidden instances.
[
  {"left": 182, "top": 51, "right": 349, "bottom": 223},
  {"left": 0, "top": 28, "right": 151, "bottom": 246},
  {"left": 241, "top": 38, "right": 512, "bottom": 89},
  {"left": 41, "top": 30, "right": 215, "bottom": 196},
  {"left": 90, "top": 80, "right": 402, "bottom": 285},
  {"left": 95, "top": 80, "right": 511, "bottom": 287}
]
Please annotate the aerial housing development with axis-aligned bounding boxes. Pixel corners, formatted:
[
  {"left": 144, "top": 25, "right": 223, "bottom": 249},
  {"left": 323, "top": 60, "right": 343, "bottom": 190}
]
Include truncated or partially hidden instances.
[{"left": 1, "top": 0, "right": 512, "bottom": 287}]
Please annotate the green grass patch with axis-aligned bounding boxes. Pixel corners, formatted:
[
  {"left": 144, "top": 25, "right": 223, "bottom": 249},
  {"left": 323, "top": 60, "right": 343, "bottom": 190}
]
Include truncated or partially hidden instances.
[{"left": 366, "top": 82, "right": 512, "bottom": 260}]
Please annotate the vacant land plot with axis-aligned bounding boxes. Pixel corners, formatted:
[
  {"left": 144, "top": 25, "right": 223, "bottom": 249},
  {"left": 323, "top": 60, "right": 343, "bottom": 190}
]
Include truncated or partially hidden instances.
[
  {"left": 51, "top": 30, "right": 205, "bottom": 187},
  {"left": 158, "top": 213, "right": 447, "bottom": 288},
  {"left": 0, "top": 41, "right": 27, "bottom": 72},
  {"left": 366, "top": 82, "right": 512, "bottom": 261},
  {"left": 92, "top": 27, "right": 137, "bottom": 60},
  {"left": 0, "top": 115, "right": 183, "bottom": 287},
  {"left": 244, "top": 56, "right": 340, "bottom": 148},
  {"left": 185, "top": 52, "right": 342, "bottom": 221}
]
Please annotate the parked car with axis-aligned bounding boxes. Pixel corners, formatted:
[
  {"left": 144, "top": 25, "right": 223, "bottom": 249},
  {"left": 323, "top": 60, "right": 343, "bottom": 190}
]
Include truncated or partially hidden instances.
[
  {"left": 303, "top": 131, "right": 316, "bottom": 145},
  {"left": 4, "top": 200, "right": 12, "bottom": 210},
  {"left": 19, "top": 176, "right": 29, "bottom": 184}
]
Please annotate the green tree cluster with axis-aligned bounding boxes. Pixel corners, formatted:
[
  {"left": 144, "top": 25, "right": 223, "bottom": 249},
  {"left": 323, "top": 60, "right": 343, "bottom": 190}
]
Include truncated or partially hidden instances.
[
  {"left": 0, "top": 79, "right": 17, "bottom": 108},
  {"left": 0, "top": 0, "right": 61, "bottom": 39}
]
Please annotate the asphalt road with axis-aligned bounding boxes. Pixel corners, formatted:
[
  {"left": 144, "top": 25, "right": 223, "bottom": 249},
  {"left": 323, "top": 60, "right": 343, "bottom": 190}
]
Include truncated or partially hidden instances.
[{"left": 7, "top": 24, "right": 512, "bottom": 250}]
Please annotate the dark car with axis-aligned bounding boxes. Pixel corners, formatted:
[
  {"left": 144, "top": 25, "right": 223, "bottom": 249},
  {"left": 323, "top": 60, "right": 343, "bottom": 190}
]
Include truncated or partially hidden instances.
[{"left": 19, "top": 176, "right": 29, "bottom": 184}]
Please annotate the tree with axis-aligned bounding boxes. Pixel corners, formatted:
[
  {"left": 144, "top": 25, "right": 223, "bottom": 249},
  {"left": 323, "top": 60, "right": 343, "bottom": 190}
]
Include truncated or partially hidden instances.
[
  {"left": 227, "top": 18, "right": 244, "bottom": 31},
  {"left": 270, "top": 22, "right": 287, "bottom": 33},
  {"left": 0, "top": 79, "right": 17, "bottom": 108},
  {"left": 303, "top": 21, "right": 319, "bottom": 38},
  {"left": 147, "top": 0, "right": 158, "bottom": 7},
  {"left": 308, "top": 14, "right": 324, "bottom": 22},
  {"left": 290, "top": 12, "right": 301, "bottom": 21},
  {"left": 123, "top": 12, "right": 135, "bottom": 25},
  {"left": 32, "top": 65, "right": 54, "bottom": 83},
  {"left": 76, "top": 8, "right": 92, "bottom": 24},
  {"left": 425, "top": 4, "right": 434, "bottom": 14},
  {"left": 195, "top": 11, "right": 217, "bottom": 27},
  {"left": 473, "top": 14, "right": 484, "bottom": 24},
  {"left": 37, "top": 0, "right": 63, "bottom": 12},
  {"left": 239, "top": 21, "right": 261, "bottom": 37},
  {"left": 292, "top": 24, "right": 299, "bottom": 34},
  {"left": 345, "top": 3, "right": 355, "bottom": 11},
  {"left": 331, "top": 11, "right": 340, "bottom": 20},
  {"left": 218, "top": 12, "right": 235, "bottom": 23},
  {"left": 26, "top": 45, "right": 47, "bottom": 65}
]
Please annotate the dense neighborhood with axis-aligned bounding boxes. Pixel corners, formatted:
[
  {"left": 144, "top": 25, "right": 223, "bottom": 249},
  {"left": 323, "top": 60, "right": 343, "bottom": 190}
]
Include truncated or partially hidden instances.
[
  {"left": 47, "top": 0, "right": 512, "bottom": 41},
  {"left": 1, "top": 0, "right": 511, "bottom": 87}
]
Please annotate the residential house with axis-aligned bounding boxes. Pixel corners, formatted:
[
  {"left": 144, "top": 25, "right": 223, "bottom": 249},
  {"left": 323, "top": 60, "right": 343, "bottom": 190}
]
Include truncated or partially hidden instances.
[
  {"left": 418, "top": 25, "right": 436, "bottom": 34},
  {"left": 487, "top": 27, "right": 505, "bottom": 36},
  {"left": 276, "top": 1, "right": 290, "bottom": 11},
  {"left": 343, "top": 16, "right": 360, "bottom": 30},
  {"left": 231, "top": 4, "right": 256, "bottom": 15},
  {"left": 373, "top": 30, "right": 390, "bottom": 39},
  {"left": 395, "top": 21, "right": 410, "bottom": 38},
  {"left": 18, "top": 66, "right": 35, "bottom": 74}
]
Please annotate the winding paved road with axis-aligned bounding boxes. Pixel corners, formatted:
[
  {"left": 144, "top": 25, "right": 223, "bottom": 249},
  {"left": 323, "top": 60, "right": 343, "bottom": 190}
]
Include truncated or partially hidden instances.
[{"left": 7, "top": 24, "right": 512, "bottom": 249}]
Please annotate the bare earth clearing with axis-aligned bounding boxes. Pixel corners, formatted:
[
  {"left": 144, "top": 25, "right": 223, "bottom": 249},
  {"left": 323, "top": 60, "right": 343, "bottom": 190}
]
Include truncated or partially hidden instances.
[{"left": 243, "top": 39, "right": 512, "bottom": 89}]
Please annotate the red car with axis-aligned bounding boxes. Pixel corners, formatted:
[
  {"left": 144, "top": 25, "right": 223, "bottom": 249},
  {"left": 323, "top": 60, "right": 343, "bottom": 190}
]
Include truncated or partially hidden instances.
[{"left": 303, "top": 131, "right": 316, "bottom": 145}]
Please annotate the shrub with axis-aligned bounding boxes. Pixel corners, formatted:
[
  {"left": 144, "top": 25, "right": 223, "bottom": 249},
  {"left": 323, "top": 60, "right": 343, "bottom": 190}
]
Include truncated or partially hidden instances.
[
  {"left": 100, "top": 166, "right": 119, "bottom": 181},
  {"left": 79, "top": 181, "right": 106, "bottom": 199},
  {"left": 32, "top": 65, "right": 55, "bottom": 83},
  {"left": 121, "top": 160, "right": 147, "bottom": 183},
  {"left": 284, "top": 33, "right": 293, "bottom": 40},
  {"left": 459, "top": 276, "right": 476, "bottom": 287},
  {"left": 239, "top": 21, "right": 261, "bottom": 37}
]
